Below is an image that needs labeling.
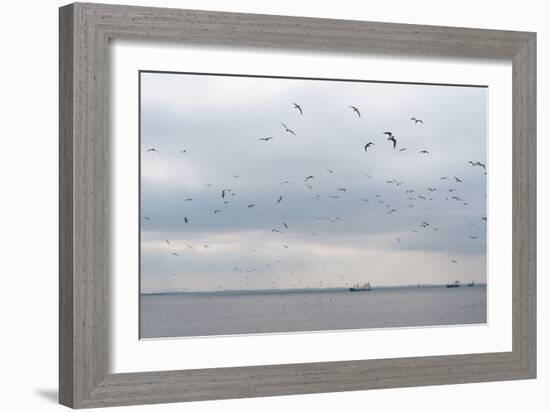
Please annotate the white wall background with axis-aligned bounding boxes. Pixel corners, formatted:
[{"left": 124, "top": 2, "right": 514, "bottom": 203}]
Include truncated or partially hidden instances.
[{"left": 0, "top": 1, "right": 546, "bottom": 411}]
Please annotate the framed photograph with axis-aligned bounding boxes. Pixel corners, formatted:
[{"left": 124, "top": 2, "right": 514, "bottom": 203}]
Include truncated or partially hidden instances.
[{"left": 59, "top": 2, "right": 536, "bottom": 408}]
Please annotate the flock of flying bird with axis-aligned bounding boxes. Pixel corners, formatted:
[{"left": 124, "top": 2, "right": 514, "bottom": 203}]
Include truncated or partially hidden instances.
[{"left": 143, "top": 101, "right": 487, "bottom": 290}]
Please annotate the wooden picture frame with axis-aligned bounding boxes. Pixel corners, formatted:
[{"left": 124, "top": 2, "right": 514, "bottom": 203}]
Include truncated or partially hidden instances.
[{"left": 59, "top": 2, "right": 536, "bottom": 408}]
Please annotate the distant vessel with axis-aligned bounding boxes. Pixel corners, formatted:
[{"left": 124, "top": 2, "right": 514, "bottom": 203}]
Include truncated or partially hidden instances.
[
  {"left": 467, "top": 281, "right": 475, "bottom": 287},
  {"left": 446, "top": 280, "right": 461, "bottom": 288},
  {"left": 349, "top": 282, "right": 372, "bottom": 292}
]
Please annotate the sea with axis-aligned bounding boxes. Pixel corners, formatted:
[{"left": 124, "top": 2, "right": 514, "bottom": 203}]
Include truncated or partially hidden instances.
[{"left": 140, "top": 285, "right": 487, "bottom": 339}]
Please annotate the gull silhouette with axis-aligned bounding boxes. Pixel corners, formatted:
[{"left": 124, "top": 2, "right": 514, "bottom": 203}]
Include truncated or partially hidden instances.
[
  {"left": 349, "top": 105, "right": 361, "bottom": 118},
  {"left": 364, "top": 142, "right": 375, "bottom": 152},
  {"left": 281, "top": 122, "right": 296, "bottom": 135}
]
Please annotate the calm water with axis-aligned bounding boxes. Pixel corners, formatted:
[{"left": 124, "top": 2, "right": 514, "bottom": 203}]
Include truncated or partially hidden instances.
[{"left": 140, "top": 286, "right": 486, "bottom": 338}]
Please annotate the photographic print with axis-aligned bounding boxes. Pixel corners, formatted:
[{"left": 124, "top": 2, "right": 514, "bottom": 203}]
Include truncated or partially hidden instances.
[{"left": 139, "top": 71, "right": 487, "bottom": 339}]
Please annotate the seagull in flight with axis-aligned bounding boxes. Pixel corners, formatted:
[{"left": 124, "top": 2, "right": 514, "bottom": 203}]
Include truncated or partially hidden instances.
[
  {"left": 259, "top": 137, "right": 274, "bottom": 141},
  {"left": 349, "top": 105, "right": 361, "bottom": 118},
  {"left": 180, "top": 149, "right": 187, "bottom": 154},
  {"left": 248, "top": 203, "right": 256, "bottom": 208},
  {"left": 277, "top": 195, "right": 284, "bottom": 204},
  {"left": 304, "top": 175, "right": 314, "bottom": 182},
  {"left": 326, "top": 169, "right": 334, "bottom": 174},
  {"left": 171, "top": 252, "right": 178, "bottom": 256},
  {"left": 293, "top": 103, "right": 303, "bottom": 115},
  {"left": 272, "top": 229, "right": 282, "bottom": 234},
  {"left": 451, "top": 259, "right": 458, "bottom": 264},
  {"left": 419, "top": 150, "right": 430, "bottom": 154},
  {"left": 399, "top": 148, "right": 407, "bottom": 152},
  {"left": 184, "top": 217, "right": 189, "bottom": 224},
  {"left": 386, "top": 209, "right": 397, "bottom": 215},
  {"left": 143, "top": 216, "right": 151, "bottom": 221},
  {"left": 470, "top": 236, "right": 479, "bottom": 239},
  {"left": 440, "top": 176, "right": 449, "bottom": 181},
  {"left": 214, "top": 209, "right": 221, "bottom": 214},
  {"left": 410, "top": 117, "right": 424, "bottom": 124},
  {"left": 281, "top": 122, "right": 296, "bottom": 135},
  {"left": 387, "top": 135, "right": 397, "bottom": 149},
  {"left": 280, "top": 180, "right": 293, "bottom": 186},
  {"left": 146, "top": 148, "right": 159, "bottom": 153},
  {"left": 164, "top": 239, "right": 170, "bottom": 245},
  {"left": 454, "top": 177, "right": 463, "bottom": 183},
  {"left": 364, "top": 142, "right": 375, "bottom": 152},
  {"left": 283, "top": 222, "right": 288, "bottom": 229}
]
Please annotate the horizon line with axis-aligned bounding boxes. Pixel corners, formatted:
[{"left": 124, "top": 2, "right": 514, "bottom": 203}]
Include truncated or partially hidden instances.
[{"left": 141, "top": 282, "right": 487, "bottom": 296}]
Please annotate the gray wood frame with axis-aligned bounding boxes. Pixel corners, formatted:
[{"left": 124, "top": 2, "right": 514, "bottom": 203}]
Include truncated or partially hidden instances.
[{"left": 59, "top": 2, "right": 536, "bottom": 408}]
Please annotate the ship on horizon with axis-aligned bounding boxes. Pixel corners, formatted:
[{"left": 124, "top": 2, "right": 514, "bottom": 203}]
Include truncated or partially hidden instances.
[{"left": 349, "top": 282, "right": 372, "bottom": 292}]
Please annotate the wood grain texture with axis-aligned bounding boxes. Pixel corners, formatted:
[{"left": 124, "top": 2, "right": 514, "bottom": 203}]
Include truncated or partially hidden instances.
[
  {"left": 59, "top": 4, "right": 74, "bottom": 406},
  {"left": 59, "top": 2, "right": 537, "bottom": 408}
]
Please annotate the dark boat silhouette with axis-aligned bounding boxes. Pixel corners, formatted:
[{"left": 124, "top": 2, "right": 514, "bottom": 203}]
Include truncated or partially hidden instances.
[
  {"left": 467, "top": 281, "right": 475, "bottom": 287},
  {"left": 349, "top": 282, "right": 372, "bottom": 292},
  {"left": 446, "top": 280, "right": 461, "bottom": 288}
]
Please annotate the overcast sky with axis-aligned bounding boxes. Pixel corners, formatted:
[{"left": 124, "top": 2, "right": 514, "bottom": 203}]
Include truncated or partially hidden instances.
[{"left": 140, "top": 72, "right": 487, "bottom": 293}]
